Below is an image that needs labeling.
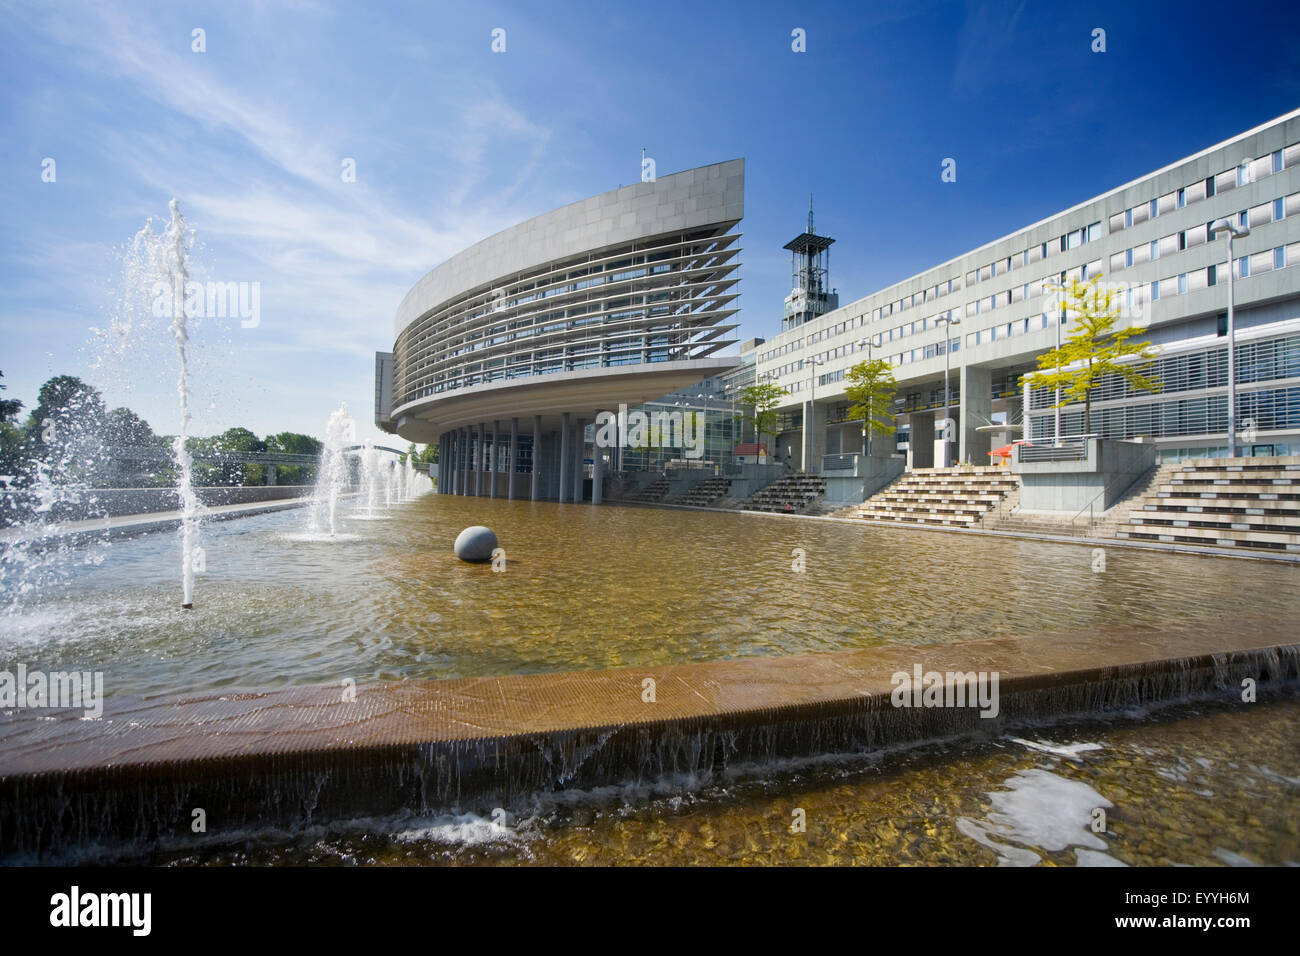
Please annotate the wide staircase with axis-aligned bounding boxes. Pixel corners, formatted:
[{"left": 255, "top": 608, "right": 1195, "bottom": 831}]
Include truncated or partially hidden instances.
[
  {"left": 623, "top": 477, "right": 671, "bottom": 503},
  {"left": 1116, "top": 456, "right": 1300, "bottom": 553},
  {"left": 980, "top": 463, "right": 1173, "bottom": 538},
  {"left": 673, "top": 476, "right": 731, "bottom": 507},
  {"left": 742, "top": 474, "right": 827, "bottom": 513},
  {"left": 856, "top": 466, "right": 1019, "bottom": 527}
]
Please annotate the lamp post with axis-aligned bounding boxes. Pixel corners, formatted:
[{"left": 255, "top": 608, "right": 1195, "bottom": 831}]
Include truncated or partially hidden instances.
[
  {"left": 856, "top": 334, "right": 881, "bottom": 456},
  {"left": 1212, "top": 218, "right": 1250, "bottom": 457},
  {"left": 934, "top": 316, "right": 960, "bottom": 465}
]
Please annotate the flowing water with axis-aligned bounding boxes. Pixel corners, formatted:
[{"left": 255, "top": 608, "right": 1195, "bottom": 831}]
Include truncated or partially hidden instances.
[{"left": 141, "top": 695, "right": 1300, "bottom": 866}]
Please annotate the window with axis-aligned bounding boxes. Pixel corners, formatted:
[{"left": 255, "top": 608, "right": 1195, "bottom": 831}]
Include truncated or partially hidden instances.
[
  {"left": 1022, "top": 249, "right": 1030, "bottom": 266},
  {"left": 1239, "top": 210, "right": 1248, "bottom": 228},
  {"left": 1150, "top": 280, "right": 1160, "bottom": 301},
  {"left": 1217, "top": 314, "right": 1228, "bottom": 336},
  {"left": 1237, "top": 162, "right": 1250, "bottom": 187},
  {"left": 1149, "top": 240, "right": 1159, "bottom": 261},
  {"left": 1126, "top": 248, "right": 1134, "bottom": 267},
  {"left": 1273, "top": 149, "right": 1284, "bottom": 173},
  {"left": 1124, "top": 209, "right": 1134, "bottom": 228},
  {"left": 1208, "top": 263, "right": 1218, "bottom": 287},
  {"left": 1178, "top": 273, "right": 1188, "bottom": 294},
  {"left": 1178, "top": 231, "right": 1186, "bottom": 251},
  {"left": 1041, "top": 241, "right": 1049, "bottom": 259},
  {"left": 1177, "top": 188, "right": 1186, "bottom": 208},
  {"left": 1207, "top": 221, "right": 1217, "bottom": 242},
  {"left": 1274, "top": 198, "right": 1285, "bottom": 221},
  {"left": 1149, "top": 199, "right": 1159, "bottom": 218},
  {"left": 1088, "top": 221, "right": 1102, "bottom": 242},
  {"left": 1206, "top": 177, "right": 1216, "bottom": 198},
  {"left": 1277, "top": 247, "right": 1287, "bottom": 270},
  {"left": 1237, "top": 256, "right": 1250, "bottom": 279}
]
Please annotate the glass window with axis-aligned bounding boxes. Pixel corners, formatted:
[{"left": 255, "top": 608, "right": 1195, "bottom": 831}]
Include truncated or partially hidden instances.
[
  {"left": 1126, "top": 248, "right": 1134, "bottom": 267},
  {"left": 1206, "top": 177, "right": 1216, "bottom": 198},
  {"left": 1150, "top": 280, "right": 1160, "bottom": 301},
  {"left": 1150, "top": 240, "right": 1159, "bottom": 260},
  {"left": 1149, "top": 199, "right": 1159, "bottom": 218},
  {"left": 1178, "top": 231, "right": 1186, "bottom": 251},
  {"left": 1274, "top": 198, "right": 1285, "bottom": 221},
  {"left": 1238, "top": 256, "right": 1250, "bottom": 278},
  {"left": 1124, "top": 209, "right": 1133, "bottom": 228},
  {"left": 1177, "top": 188, "right": 1186, "bottom": 208},
  {"left": 1273, "top": 150, "right": 1283, "bottom": 173},
  {"left": 1208, "top": 264, "right": 1218, "bottom": 287},
  {"left": 1207, "top": 221, "right": 1216, "bottom": 242},
  {"left": 1276, "top": 247, "right": 1286, "bottom": 270},
  {"left": 1239, "top": 210, "right": 1248, "bottom": 228},
  {"left": 1041, "top": 241, "right": 1049, "bottom": 258},
  {"left": 1178, "top": 273, "right": 1188, "bottom": 294},
  {"left": 1237, "top": 163, "right": 1250, "bottom": 187},
  {"left": 1088, "top": 222, "right": 1102, "bottom": 242}
]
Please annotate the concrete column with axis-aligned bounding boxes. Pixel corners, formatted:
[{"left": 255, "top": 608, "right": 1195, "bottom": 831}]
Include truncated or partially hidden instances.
[
  {"left": 458, "top": 428, "right": 467, "bottom": 495},
  {"left": 508, "top": 417, "right": 518, "bottom": 500},
  {"left": 490, "top": 420, "right": 498, "bottom": 499},
  {"left": 573, "top": 418, "right": 586, "bottom": 502},
  {"left": 474, "top": 423, "right": 484, "bottom": 496},
  {"left": 591, "top": 414, "right": 604, "bottom": 505},
  {"left": 910, "top": 412, "right": 935, "bottom": 469},
  {"left": 531, "top": 415, "right": 541, "bottom": 501},
  {"left": 960, "top": 365, "right": 993, "bottom": 465},
  {"left": 559, "top": 412, "right": 571, "bottom": 503}
]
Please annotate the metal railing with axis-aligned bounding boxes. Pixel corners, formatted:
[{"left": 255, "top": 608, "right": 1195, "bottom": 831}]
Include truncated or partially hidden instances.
[
  {"left": 1017, "top": 434, "right": 1097, "bottom": 463},
  {"left": 822, "top": 453, "right": 859, "bottom": 472}
]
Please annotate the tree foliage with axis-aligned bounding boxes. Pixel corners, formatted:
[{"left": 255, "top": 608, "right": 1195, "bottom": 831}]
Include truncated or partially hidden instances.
[
  {"left": 844, "top": 358, "right": 898, "bottom": 456},
  {"left": 739, "top": 382, "right": 789, "bottom": 455},
  {"left": 1022, "top": 276, "right": 1160, "bottom": 435}
]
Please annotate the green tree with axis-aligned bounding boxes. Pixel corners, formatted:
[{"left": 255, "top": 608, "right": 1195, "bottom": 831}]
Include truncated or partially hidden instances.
[
  {"left": 739, "top": 382, "right": 789, "bottom": 459},
  {"left": 214, "top": 427, "right": 266, "bottom": 485},
  {"left": 844, "top": 358, "right": 898, "bottom": 456},
  {"left": 0, "top": 371, "right": 22, "bottom": 423},
  {"left": 0, "top": 371, "right": 29, "bottom": 487},
  {"left": 1023, "top": 276, "right": 1160, "bottom": 435},
  {"left": 24, "top": 375, "right": 108, "bottom": 484},
  {"left": 103, "top": 407, "right": 163, "bottom": 487},
  {"left": 265, "top": 431, "right": 322, "bottom": 484}
]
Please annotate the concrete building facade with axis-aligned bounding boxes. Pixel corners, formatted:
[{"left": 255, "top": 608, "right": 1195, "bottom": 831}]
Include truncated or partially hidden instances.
[
  {"left": 378, "top": 160, "right": 745, "bottom": 501},
  {"left": 756, "top": 110, "right": 1300, "bottom": 471}
]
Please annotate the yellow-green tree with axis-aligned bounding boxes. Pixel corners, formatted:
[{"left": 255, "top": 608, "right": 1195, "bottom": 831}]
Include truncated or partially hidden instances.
[
  {"left": 739, "top": 382, "right": 789, "bottom": 458},
  {"left": 844, "top": 358, "right": 898, "bottom": 456},
  {"left": 1024, "top": 276, "right": 1160, "bottom": 434}
]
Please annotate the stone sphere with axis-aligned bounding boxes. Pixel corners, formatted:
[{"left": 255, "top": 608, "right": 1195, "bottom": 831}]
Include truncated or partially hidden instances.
[{"left": 454, "top": 526, "right": 498, "bottom": 563}]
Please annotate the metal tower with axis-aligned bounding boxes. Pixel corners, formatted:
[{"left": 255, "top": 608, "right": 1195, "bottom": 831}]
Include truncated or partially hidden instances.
[{"left": 781, "top": 196, "right": 837, "bottom": 332}]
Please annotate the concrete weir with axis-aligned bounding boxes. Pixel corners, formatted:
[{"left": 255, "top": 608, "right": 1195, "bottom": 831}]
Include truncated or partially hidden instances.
[{"left": 1, "top": 627, "right": 1297, "bottom": 859}]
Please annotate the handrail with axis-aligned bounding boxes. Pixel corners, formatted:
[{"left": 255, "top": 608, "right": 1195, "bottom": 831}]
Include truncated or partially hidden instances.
[{"left": 1070, "top": 463, "right": 1158, "bottom": 529}]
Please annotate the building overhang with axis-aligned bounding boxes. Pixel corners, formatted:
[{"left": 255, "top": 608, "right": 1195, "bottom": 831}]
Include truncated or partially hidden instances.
[{"left": 389, "top": 356, "right": 742, "bottom": 441}]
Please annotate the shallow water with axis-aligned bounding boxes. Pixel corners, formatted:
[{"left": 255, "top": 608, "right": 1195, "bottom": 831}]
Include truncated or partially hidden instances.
[
  {"left": 150, "top": 695, "right": 1300, "bottom": 867},
  {"left": 1, "top": 493, "right": 1298, "bottom": 698}
]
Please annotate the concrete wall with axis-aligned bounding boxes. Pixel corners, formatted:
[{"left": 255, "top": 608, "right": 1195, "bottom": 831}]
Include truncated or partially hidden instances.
[
  {"left": 1, "top": 485, "right": 318, "bottom": 525},
  {"left": 823, "top": 456, "right": 906, "bottom": 505},
  {"left": 1013, "top": 439, "right": 1157, "bottom": 512}
]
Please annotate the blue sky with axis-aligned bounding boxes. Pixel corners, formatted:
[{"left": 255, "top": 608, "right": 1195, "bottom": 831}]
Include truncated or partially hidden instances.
[{"left": 2, "top": 0, "right": 1298, "bottom": 446}]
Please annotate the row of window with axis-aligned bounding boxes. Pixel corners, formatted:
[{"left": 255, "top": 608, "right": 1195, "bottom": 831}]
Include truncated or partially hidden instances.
[
  {"left": 757, "top": 138, "right": 1298, "bottom": 379},
  {"left": 1110, "top": 146, "right": 1295, "bottom": 235}
]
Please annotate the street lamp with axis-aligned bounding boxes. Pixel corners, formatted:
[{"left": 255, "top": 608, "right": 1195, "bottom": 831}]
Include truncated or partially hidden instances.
[
  {"left": 857, "top": 334, "right": 881, "bottom": 455},
  {"left": 934, "top": 316, "right": 961, "bottom": 465},
  {"left": 1212, "top": 218, "right": 1250, "bottom": 457}
]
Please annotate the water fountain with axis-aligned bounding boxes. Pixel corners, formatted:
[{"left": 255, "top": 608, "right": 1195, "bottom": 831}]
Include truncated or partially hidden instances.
[{"left": 306, "top": 404, "right": 356, "bottom": 537}]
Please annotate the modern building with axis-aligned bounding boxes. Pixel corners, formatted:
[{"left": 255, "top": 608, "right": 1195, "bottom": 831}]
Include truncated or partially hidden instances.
[
  {"left": 378, "top": 160, "right": 745, "bottom": 501},
  {"left": 757, "top": 109, "right": 1300, "bottom": 470}
]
